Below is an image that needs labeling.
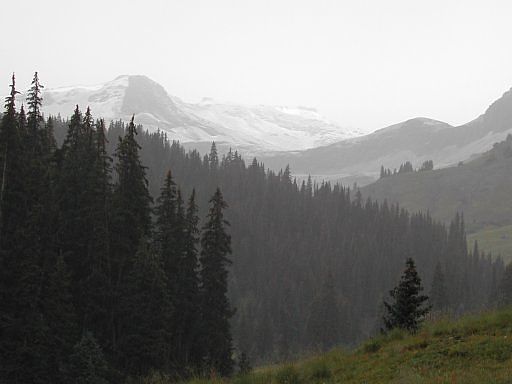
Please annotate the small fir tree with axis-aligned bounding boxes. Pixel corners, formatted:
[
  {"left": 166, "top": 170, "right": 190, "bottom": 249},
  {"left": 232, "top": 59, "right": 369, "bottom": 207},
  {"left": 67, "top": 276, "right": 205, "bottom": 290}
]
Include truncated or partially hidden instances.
[
  {"left": 69, "top": 332, "right": 110, "bottom": 384},
  {"left": 383, "top": 258, "right": 431, "bottom": 332}
]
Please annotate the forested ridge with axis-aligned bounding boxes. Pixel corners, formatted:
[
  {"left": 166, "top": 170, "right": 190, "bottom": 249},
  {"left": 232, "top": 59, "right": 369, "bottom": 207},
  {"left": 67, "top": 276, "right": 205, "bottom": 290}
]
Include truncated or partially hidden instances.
[
  {"left": 0, "top": 74, "right": 506, "bottom": 382},
  {"left": 0, "top": 74, "right": 233, "bottom": 382}
]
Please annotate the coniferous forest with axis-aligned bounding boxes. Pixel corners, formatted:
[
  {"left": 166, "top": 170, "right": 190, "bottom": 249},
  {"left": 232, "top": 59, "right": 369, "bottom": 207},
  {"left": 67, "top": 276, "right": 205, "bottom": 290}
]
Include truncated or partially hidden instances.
[{"left": 0, "top": 74, "right": 505, "bottom": 382}]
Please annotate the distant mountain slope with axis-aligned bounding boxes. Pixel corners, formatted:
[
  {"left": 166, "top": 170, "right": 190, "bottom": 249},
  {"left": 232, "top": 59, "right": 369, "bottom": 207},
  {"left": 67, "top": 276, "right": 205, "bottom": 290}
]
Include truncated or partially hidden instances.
[
  {"left": 468, "top": 225, "right": 512, "bottom": 263},
  {"left": 262, "top": 88, "right": 512, "bottom": 184},
  {"left": 360, "top": 135, "right": 512, "bottom": 234},
  {"left": 38, "top": 75, "right": 358, "bottom": 154},
  {"left": 38, "top": 75, "right": 512, "bottom": 181}
]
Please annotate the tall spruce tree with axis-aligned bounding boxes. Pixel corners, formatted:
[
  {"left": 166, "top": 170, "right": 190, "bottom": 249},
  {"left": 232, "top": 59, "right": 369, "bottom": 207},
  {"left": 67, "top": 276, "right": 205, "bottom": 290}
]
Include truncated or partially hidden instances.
[
  {"left": 110, "top": 115, "right": 152, "bottom": 357},
  {"left": 82, "top": 118, "right": 113, "bottom": 345},
  {"left": 0, "top": 74, "right": 50, "bottom": 383},
  {"left": 0, "top": 74, "right": 28, "bottom": 381},
  {"left": 154, "top": 170, "right": 180, "bottom": 367},
  {"left": 111, "top": 115, "right": 152, "bottom": 281},
  {"left": 27, "top": 76, "right": 75, "bottom": 384},
  {"left": 56, "top": 106, "right": 97, "bottom": 334},
  {"left": 24, "top": 72, "right": 47, "bottom": 236},
  {"left": 57, "top": 105, "right": 86, "bottom": 269},
  {"left": 0, "top": 74, "right": 21, "bottom": 240},
  {"left": 175, "top": 189, "right": 201, "bottom": 372},
  {"left": 155, "top": 170, "right": 179, "bottom": 289},
  {"left": 209, "top": 141, "right": 219, "bottom": 170},
  {"left": 26, "top": 72, "right": 43, "bottom": 129},
  {"left": 383, "top": 258, "right": 431, "bottom": 332},
  {"left": 26, "top": 71, "right": 45, "bottom": 160},
  {"left": 199, "top": 188, "right": 234, "bottom": 376}
]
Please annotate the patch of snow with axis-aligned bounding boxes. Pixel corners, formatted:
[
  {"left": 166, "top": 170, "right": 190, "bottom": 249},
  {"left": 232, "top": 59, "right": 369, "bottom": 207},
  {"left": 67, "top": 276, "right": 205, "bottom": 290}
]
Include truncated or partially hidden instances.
[
  {"left": 35, "top": 75, "right": 359, "bottom": 154},
  {"left": 40, "top": 76, "right": 129, "bottom": 120}
]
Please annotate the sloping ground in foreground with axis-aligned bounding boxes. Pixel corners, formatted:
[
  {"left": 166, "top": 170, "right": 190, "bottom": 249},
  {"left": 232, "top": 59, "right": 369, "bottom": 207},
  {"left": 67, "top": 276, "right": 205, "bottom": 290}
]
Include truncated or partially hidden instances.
[{"left": 182, "top": 308, "right": 512, "bottom": 384}]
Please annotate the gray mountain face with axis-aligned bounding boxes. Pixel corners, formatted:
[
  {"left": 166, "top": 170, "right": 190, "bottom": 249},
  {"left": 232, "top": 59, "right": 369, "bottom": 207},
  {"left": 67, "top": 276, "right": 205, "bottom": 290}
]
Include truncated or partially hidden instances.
[
  {"left": 38, "top": 75, "right": 512, "bottom": 182},
  {"left": 261, "top": 88, "right": 512, "bottom": 185},
  {"left": 39, "top": 75, "right": 358, "bottom": 155}
]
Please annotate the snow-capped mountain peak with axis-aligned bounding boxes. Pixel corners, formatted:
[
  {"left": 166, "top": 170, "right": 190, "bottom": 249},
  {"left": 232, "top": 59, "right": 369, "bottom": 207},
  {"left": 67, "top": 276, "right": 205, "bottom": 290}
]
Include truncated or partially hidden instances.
[{"left": 39, "top": 75, "right": 360, "bottom": 154}]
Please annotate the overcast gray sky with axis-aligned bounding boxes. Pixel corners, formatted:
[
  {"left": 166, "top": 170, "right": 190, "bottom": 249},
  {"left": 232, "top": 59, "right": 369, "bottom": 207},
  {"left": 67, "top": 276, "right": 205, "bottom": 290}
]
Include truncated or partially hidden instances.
[{"left": 1, "top": 0, "right": 511, "bottom": 132}]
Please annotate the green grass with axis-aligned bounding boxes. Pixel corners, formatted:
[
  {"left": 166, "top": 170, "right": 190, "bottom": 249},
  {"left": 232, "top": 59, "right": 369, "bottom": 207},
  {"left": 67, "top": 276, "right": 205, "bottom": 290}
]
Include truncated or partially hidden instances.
[
  {"left": 468, "top": 225, "right": 512, "bottom": 263},
  {"left": 177, "top": 308, "right": 512, "bottom": 384}
]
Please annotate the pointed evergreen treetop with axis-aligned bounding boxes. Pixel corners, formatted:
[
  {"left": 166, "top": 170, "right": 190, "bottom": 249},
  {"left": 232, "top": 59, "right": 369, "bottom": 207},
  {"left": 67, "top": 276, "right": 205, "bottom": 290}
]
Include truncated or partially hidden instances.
[
  {"left": 201, "top": 188, "right": 231, "bottom": 264},
  {"left": 383, "top": 258, "right": 431, "bottom": 332},
  {"left": 156, "top": 170, "right": 177, "bottom": 217},
  {"left": 155, "top": 170, "right": 178, "bottom": 276},
  {"left": 83, "top": 107, "right": 94, "bottom": 139},
  {"left": 199, "top": 187, "right": 234, "bottom": 376},
  {"left": 4, "top": 74, "right": 19, "bottom": 116},
  {"left": 209, "top": 141, "right": 219, "bottom": 169},
  {"left": 62, "top": 105, "right": 82, "bottom": 151},
  {"left": 114, "top": 115, "right": 150, "bottom": 215},
  {"left": 27, "top": 71, "right": 44, "bottom": 129},
  {"left": 110, "top": 114, "right": 152, "bottom": 288}
]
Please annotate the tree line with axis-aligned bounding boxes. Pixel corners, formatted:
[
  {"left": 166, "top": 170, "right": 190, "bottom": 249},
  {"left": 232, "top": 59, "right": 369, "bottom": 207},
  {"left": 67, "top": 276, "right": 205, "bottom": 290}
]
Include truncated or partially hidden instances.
[
  {"left": 1, "top": 73, "right": 508, "bottom": 382},
  {"left": 0, "top": 74, "right": 234, "bottom": 382},
  {"left": 380, "top": 159, "right": 434, "bottom": 178}
]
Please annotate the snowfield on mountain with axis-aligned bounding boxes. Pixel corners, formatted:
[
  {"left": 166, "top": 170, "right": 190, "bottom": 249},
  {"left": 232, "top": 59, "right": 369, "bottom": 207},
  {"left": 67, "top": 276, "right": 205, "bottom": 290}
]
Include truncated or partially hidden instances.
[{"left": 37, "top": 75, "right": 360, "bottom": 154}]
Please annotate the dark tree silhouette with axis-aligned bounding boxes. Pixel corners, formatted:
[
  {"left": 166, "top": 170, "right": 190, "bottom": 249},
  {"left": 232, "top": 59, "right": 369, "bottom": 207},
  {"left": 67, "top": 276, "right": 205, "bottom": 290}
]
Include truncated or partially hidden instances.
[
  {"left": 199, "top": 188, "right": 234, "bottom": 376},
  {"left": 383, "top": 258, "right": 431, "bottom": 332}
]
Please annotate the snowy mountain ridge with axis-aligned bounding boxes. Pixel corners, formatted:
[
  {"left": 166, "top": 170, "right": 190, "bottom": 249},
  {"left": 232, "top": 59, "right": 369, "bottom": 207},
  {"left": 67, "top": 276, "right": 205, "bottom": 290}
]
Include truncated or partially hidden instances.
[{"left": 36, "top": 75, "right": 360, "bottom": 154}]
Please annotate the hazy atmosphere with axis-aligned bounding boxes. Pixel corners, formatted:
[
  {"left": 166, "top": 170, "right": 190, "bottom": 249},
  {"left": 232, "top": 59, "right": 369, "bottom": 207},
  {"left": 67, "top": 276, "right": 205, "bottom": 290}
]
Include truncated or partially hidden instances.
[
  {"left": 2, "top": 0, "right": 512, "bottom": 131},
  {"left": 3, "top": 1, "right": 512, "bottom": 383}
]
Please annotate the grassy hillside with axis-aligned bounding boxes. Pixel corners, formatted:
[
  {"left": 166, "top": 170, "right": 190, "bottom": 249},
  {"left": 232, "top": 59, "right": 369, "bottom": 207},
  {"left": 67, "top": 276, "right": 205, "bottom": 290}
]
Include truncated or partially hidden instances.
[
  {"left": 361, "top": 136, "right": 512, "bottom": 260},
  {"left": 176, "top": 308, "right": 512, "bottom": 384},
  {"left": 468, "top": 225, "right": 512, "bottom": 263}
]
